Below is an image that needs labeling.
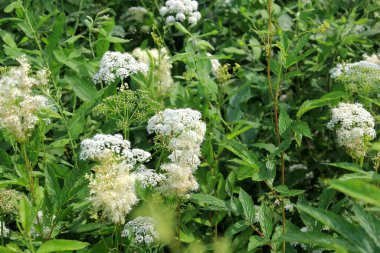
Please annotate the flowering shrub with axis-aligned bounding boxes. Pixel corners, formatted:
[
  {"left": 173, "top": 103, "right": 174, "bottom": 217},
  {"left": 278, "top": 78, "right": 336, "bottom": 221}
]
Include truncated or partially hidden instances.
[{"left": 0, "top": 0, "right": 379, "bottom": 252}]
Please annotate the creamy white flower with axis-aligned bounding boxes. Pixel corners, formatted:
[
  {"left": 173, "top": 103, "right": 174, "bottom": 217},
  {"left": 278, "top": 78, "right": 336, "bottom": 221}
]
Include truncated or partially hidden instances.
[
  {"left": 121, "top": 217, "right": 159, "bottom": 245},
  {"left": 93, "top": 51, "right": 148, "bottom": 85},
  {"left": 160, "top": 0, "right": 201, "bottom": 25},
  {"left": 0, "top": 56, "right": 51, "bottom": 141},
  {"left": 86, "top": 157, "right": 138, "bottom": 224},
  {"left": 132, "top": 47, "right": 174, "bottom": 95},
  {"left": 327, "top": 103, "right": 376, "bottom": 157}
]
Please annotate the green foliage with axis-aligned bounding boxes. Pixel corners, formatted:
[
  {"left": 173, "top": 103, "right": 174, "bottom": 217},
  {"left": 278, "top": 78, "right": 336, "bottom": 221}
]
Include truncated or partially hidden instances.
[{"left": 0, "top": 0, "right": 379, "bottom": 252}]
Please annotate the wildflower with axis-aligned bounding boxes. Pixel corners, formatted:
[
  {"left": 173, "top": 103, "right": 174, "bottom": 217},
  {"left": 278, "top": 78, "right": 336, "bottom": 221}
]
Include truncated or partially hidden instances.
[
  {"left": 93, "top": 51, "right": 148, "bottom": 85},
  {"left": 0, "top": 56, "right": 51, "bottom": 141},
  {"left": 121, "top": 217, "right": 159, "bottom": 245},
  {"left": 327, "top": 103, "right": 376, "bottom": 158},
  {"left": 148, "top": 108, "right": 206, "bottom": 196},
  {"left": 0, "top": 189, "right": 22, "bottom": 214},
  {"left": 110, "top": 25, "right": 126, "bottom": 38},
  {"left": 133, "top": 167, "right": 166, "bottom": 188},
  {"left": 160, "top": 0, "right": 201, "bottom": 25},
  {"left": 330, "top": 54, "right": 380, "bottom": 92},
  {"left": 207, "top": 53, "right": 221, "bottom": 76},
  {"left": 132, "top": 48, "right": 174, "bottom": 95},
  {"left": 86, "top": 156, "right": 138, "bottom": 224}
]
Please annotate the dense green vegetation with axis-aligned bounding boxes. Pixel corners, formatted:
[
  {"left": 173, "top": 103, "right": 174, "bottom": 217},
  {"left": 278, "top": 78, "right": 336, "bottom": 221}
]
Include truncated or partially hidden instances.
[{"left": 0, "top": 0, "right": 379, "bottom": 252}]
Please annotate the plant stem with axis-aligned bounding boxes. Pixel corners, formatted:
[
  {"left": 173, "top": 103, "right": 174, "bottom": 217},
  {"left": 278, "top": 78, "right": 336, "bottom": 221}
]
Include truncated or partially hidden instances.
[
  {"left": 266, "top": 1, "right": 286, "bottom": 252},
  {"left": 1, "top": 213, "right": 4, "bottom": 246}
]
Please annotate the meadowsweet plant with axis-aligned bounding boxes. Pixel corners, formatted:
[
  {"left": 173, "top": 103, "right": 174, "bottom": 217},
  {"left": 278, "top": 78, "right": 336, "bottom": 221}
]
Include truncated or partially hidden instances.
[
  {"left": 1, "top": 0, "right": 380, "bottom": 252},
  {"left": 327, "top": 102, "right": 376, "bottom": 160},
  {"left": 0, "top": 56, "right": 50, "bottom": 142},
  {"left": 147, "top": 108, "right": 206, "bottom": 197},
  {"left": 159, "top": 0, "right": 201, "bottom": 25}
]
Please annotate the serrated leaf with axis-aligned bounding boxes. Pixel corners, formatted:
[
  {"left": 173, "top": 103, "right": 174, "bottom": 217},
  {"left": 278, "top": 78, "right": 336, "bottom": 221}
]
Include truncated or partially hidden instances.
[
  {"left": 274, "top": 185, "right": 305, "bottom": 197},
  {"left": 64, "top": 74, "right": 98, "bottom": 102},
  {"left": 239, "top": 188, "right": 255, "bottom": 224},
  {"left": 19, "top": 197, "right": 35, "bottom": 234},
  {"left": 36, "top": 240, "right": 88, "bottom": 253},
  {"left": 248, "top": 236, "right": 270, "bottom": 250},
  {"left": 223, "top": 140, "right": 259, "bottom": 170},
  {"left": 0, "top": 29, "right": 17, "bottom": 48},
  {"left": 259, "top": 204, "right": 273, "bottom": 238},
  {"left": 191, "top": 194, "right": 228, "bottom": 211},
  {"left": 225, "top": 220, "right": 250, "bottom": 237},
  {"left": 279, "top": 107, "right": 292, "bottom": 136}
]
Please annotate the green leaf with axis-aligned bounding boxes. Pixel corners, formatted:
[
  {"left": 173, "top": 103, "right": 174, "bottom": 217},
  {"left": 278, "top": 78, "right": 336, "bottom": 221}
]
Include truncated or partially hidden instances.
[
  {"left": 4, "top": 1, "right": 22, "bottom": 13},
  {"left": 296, "top": 204, "right": 375, "bottom": 252},
  {"left": 45, "top": 13, "right": 65, "bottom": 61},
  {"left": 274, "top": 185, "right": 305, "bottom": 197},
  {"left": 223, "top": 140, "right": 259, "bottom": 170},
  {"left": 279, "top": 231, "right": 356, "bottom": 252},
  {"left": 19, "top": 197, "right": 35, "bottom": 234},
  {"left": 328, "top": 179, "right": 380, "bottom": 207},
  {"left": 68, "top": 112, "right": 85, "bottom": 139},
  {"left": 107, "top": 36, "right": 130, "bottom": 43},
  {"left": 352, "top": 203, "right": 380, "bottom": 248},
  {"left": 239, "top": 188, "right": 255, "bottom": 224},
  {"left": 223, "top": 47, "right": 246, "bottom": 55},
  {"left": 64, "top": 74, "right": 98, "bottom": 102},
  {"left": 191, "top": 194, "right": 228, "bottom": 211},
  {"left": 279, "top": 107, "right": 292, "bottom": 136},
  {"left": 248, "top": 236, "right": 270, "bottom": 250},
  {"left": 297, "top": 91, "right": 347, "bottom": 118},
  {"left": 326, "top": 163, "right": 363, "bottom": 173},
  {"left": 225, "top": 220, "right": 250, "bottom": 237},
  {"left": 0, "top": 29, "right": 17, "bottom": 48},
  {"left": 259, "top": 204, "right": 273, "bottom": 238},
  {"left": 174, "top": 22, "right": 192, "bottom": 36},
  {"left": 36, "top": 240, "right": 88, "bottom": 253}
]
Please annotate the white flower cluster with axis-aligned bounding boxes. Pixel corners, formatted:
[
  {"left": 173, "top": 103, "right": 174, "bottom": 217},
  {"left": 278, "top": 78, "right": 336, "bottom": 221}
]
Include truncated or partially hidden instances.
[
  {"left": 0, "top": 221, "right": 9, "bottom": 237},
  {"left": 159, "top": 0, "right": 201, "bottom": 25},
  {"left": 329, "top": 53, "right": 380, "bottom": 92},
  {"left": 133, "top": 167, "right": 165, "bottom": 188},
  {"left": 93, "top": 51, "right": 148, "bottom": 85},
  {"left": 0, "top": 56, "right": 50, "bottom": 141},
  {"left": 81, "top": 134, "right": 154, "bottom": 224},
  {"left": 120, "top": 7, "right": 150, "bottom": 34},
  {"left": 85, "top": 157, "right": 138, "bottom": 224},
  {"left": 147, "top": 108, "right": 206, "bottom": 196},
  {"left": 327, "top": 103, "right": 376, "bottom": 158},
  {"left": 133, "top": 47, "right": 174, "bottom": 95},
  {"left": 121, "top": 216, "right": 159, "bottom": 245},
  {"left": 80, "top": 134, "right": 151, "bottom": 166}
]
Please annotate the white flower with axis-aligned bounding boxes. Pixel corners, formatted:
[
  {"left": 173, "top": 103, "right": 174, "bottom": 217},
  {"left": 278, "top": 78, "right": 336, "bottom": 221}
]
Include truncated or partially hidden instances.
[
  {"left": 0, "top": 57, "right": 51, "bottom": 141},
  {"left": 121, "top": 217, "right": 159, "bottom": 245},
  {"left": 80, "top": 134, "right": 151, "bottom": 166},
  {"left": 207, "top": 53, "right": 221, "bottom": 76},
  {"left": 93, "top": 51, "right": 148, "bottom": 85},
  {"left": 133, "top": 167, "right": 165, "bottom": 188},
  {"left": 86, "top": 157, "right": 138, "bottom": 224},
  {"left": 327, "top": 103, "right": 376, "bottom": 158},
  {"left": 160, "top": 0, "right": 201, "bottom": 25},
  {"left": 132, "top": 47, "right": 174, "bottom": 95}
]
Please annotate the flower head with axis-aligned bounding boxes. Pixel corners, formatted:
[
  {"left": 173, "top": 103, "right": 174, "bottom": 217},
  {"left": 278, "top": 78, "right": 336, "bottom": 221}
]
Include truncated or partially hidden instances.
[
  {"left": 327, "top": 102, "right": 376, "bottom": 158},
  {"left": 160, "top": 0, "right": 201, "bottom": 25},
  {"left": 93, "top": 51, "right": 148, "bottom": 85},
  {"left": 121, "top": 216, "right": 159, "bottom": 245}
]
